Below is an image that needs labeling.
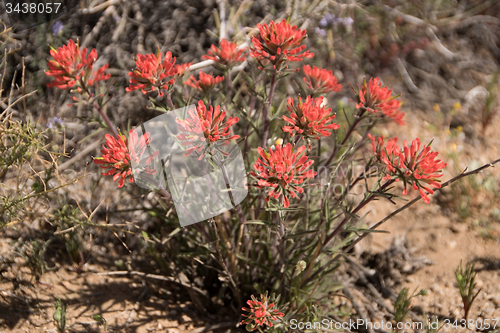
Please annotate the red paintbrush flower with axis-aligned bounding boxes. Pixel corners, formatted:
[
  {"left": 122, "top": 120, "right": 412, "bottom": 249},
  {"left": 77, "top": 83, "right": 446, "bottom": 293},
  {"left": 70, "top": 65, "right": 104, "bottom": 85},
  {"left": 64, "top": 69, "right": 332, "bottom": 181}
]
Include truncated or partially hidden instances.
[
  {"left": 369, "top": 135, "right": 403, "bottom": 175},
  {"left": 302, "top": 65, "right": 342, "bottom": 94},
  {"left": 283, "top": 96, "right": 340, "bottom": 139},
  {"left": 240, "top": 292, "right": 285, "bottom": 331},
  {"left": 354, "top": 77, "right": 405, "bottom": 125},
  {"left": 94, "top": 130, "right": 158, "bottom": 188},
  {"left": 202, "top": 39, "right": 246, "bottom": 69},
  {"left": 174, "top": 62, "right": 192, "bottom": 77},
  {"left": 184, "top": 71, "right": 225, "bottom": 95},
  {"left": 176, "top": 101, "right": 239, "bottom": 159},
  {"left": 250, "top": 19, "right": 314, "bottom": 71},
  {"left": 46, "top": 39, "right": 110, "bottom": 90},
  {"left": 126, "top": 49, "right": 178, "bottom": 97},
  {"left": 368, "top": 133, "right": 386, "bottom": 158},
  {"left": 400, "top": 138, "right": 447, "bottom": 203},
  {"left": 251, "top": 143, "right": 316, "bottom": 208},
  {"left": 368, "top": 134, "right": 446, "bottom": 203}
]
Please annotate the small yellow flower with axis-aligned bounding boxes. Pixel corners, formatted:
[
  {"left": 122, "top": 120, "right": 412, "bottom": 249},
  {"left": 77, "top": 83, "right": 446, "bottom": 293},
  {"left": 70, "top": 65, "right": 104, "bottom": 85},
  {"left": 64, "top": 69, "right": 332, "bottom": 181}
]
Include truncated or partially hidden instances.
[
  {"left": 275, "top": 138, "right": 283, "bottom": 145},
  {"left": 453, "top": 102, "right": 461, "bottom": 111},
  {"left": 456, "top": 126, "right": 463, "bottom": 133},
  {"left": 433, "top": 104, "right": 440, "bottom": 112},
  {"left": 445, "top": 129, "right": 451, "bottom": 136},
  {"left": 296, "top": 260, "right": 307, "bottom": 273}
]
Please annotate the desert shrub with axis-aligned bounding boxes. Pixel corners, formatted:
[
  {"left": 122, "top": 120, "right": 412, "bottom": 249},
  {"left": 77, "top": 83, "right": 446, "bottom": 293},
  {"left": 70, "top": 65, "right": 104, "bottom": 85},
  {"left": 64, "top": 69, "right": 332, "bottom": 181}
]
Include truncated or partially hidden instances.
[
  {"left": 40, "top": 16, "right": 454, "bottom": 330},
  {"left": 2, "top": 2, "right": 499, "bottom": 331}
]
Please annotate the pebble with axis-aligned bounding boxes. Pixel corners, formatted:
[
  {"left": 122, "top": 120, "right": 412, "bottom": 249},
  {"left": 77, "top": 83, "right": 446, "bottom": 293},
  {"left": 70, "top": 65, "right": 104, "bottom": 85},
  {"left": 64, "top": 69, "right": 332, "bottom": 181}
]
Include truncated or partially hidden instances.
[
  {"left": 487, "top": 293, "right": 500, "bottom": 307},
  {"left": 430, "top": 283, "right": 444, "bottom": 295},
  {"left": 450, "top": 223, "right": 467, "bottom": 233}
]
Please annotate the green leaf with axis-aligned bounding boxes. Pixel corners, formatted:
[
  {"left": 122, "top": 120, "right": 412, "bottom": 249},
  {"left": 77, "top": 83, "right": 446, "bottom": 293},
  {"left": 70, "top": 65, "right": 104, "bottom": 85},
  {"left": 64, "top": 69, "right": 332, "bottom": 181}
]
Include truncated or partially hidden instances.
[{"left": 243, "top": 220, "right": 267, "bottom": 225}]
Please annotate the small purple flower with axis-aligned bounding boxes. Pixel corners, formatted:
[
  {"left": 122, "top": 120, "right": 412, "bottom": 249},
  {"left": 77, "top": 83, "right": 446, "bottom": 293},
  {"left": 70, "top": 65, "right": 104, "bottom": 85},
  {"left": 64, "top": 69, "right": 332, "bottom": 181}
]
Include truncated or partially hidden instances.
[
  {"left": 47, "top": 117, "right": 63, "bottom": 129},
  {"left": 340, "top": 17, "right": 354, "bottom": 27},
  {"left": 315, "top": 27, "right": 327, "bottom": 37},
  {"left": 51, "top": 21, "right": 64, "bottom": 35},
  {"left": 319, "top": 13, "right": 334, "bottom": 28}
]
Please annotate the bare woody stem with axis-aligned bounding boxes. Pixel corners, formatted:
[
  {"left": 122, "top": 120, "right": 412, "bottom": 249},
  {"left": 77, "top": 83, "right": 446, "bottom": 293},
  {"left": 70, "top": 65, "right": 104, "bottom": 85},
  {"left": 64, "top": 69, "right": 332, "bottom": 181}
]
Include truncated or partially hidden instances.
[
  {"left": 93, "top": 102, "right": 119, "bottom": 138},
  {"left": 261, "top": 72, "right": 277, "bottom": 148},
  {"left": 166, "top": 93, "right": 175, "bottom": 110},
  {"left": 211, "top": 219, "right": 242, "bottom": 309},
  {"left": 326, "top": 179, "right": 395, "bottom": 247},
  {"left": 225, "top": 70, "right": 231, "bottom": 112},
  {"left": 301, "top": 178, "right": 396, "bottom": 286},
  {"left": 303, "top": 157, "right": 500, "bottom": 287},
  {"left": 324, "top": 106, "right": 368, "bottom": 166},
  {"left": 78, "top": 77, "right": 119, "bottom": 138}
]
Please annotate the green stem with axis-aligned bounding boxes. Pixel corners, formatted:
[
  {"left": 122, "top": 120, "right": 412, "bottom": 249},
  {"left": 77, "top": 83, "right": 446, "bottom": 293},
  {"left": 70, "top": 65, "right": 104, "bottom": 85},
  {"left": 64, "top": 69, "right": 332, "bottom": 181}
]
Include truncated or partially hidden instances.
[
  {"left": 78, "top": 77, "right": 119, "bottom": 138},
  {"left": 261, "top": 72, "right": 277, "bottom": 148},
  {"left": 166, "top": 93, "right": 175, "bottom": 110},
  {"left": 324, "top": 106, "right": 368, "bottom": 166},
  {"left": 301, "top": 178, "right": 395, "bottom": 287}
]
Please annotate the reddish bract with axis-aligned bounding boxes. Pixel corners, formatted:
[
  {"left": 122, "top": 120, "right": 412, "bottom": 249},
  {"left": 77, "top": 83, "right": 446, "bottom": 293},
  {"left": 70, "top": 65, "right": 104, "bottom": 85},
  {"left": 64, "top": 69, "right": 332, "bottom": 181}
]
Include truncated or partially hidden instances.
[
  {"left": 369, "top": 134, "right": 447, "bottom": 203},
  {"left": 202, "top": 39, "right": 246, "bottom": 69},
  {"left": 303, "top": 65, "right": 342, "bottom": 94},
  {"left": 176, "top": 101, "right": 239, "bottom": 159},
  {"left": 355, "top": 77, "right": 405, "bottom": 125},
  {"left": 46, "top": 39, "right": 110, "bottom": 90},
  {"left": 250, "top": 19, "right": 313, "bottom": 71},
  {"left": 283, "top": 96, "right": 340, "bottom": 140},
  {"left": 94, "top": 130, "right": 158, "bottom": 188},
  {"left": 126, "top": 50, "right": 179, "bottom": 97},
  {"left": 184, "top": 71, "right": 225, "bottom": 95},
  {"left": 240, "top": 293, "right": 285, "bottom": 330},
  {"left": 251, "top": 143, "right": 316, "bottom": 208}
]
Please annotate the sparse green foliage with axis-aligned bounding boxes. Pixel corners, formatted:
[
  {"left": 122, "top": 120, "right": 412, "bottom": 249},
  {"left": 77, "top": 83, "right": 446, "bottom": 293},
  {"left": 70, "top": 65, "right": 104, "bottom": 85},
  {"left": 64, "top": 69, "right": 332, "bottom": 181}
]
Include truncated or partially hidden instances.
[
  {"left": 51, "top": 205, "right": 85, "bottom": 270},
  {"left": 393, "top": 288, "right": 427, "bottom": 331},
  {"left": 455, "top": 260, "right": 481, "bottom": 321},
  {"left": 93, "top": 313, "right": 108, "bottom": 332},
  {"left": 14, "top": 239, "right": 53, "bottom": 281},
  {"left": 53, "top": 298, "right": 67, "bottom": 333},
  {"left": 0, "top": 118, "right": 51, "bottom": 227}
]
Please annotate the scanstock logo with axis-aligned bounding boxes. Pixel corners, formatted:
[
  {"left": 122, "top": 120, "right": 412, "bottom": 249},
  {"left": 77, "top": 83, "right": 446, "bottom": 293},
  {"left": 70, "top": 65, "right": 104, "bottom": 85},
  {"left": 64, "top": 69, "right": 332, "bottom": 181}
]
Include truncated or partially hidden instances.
[{"left": 129, "top": 105, "right": 248, "bottom": 227}]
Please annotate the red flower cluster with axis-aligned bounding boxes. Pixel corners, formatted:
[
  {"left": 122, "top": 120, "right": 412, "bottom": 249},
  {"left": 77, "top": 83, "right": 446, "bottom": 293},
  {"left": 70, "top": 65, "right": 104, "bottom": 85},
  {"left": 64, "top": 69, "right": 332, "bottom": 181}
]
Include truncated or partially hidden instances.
[
  {"left": 355, "top": 77, "right": 405, "bottom": 125},
  {"left": 240, "top": 293, "right": 285, "bottom": 331},
  {"left": 283, "top": 96, "right": 340, "bottom": 139},
  {"left": 368, "top": 134, "right": 447, "bottom": 203},
  {"left": 176, "top": 101, "right": 239, "bottom": 159},
  {"left": 126, "top": 50, "right": 186, "bottom": 97},
  {"left": 184, "top": 71, "right": 224, "bottom": 95},
  {"left": 202, "top": 39, "right": 246, "bottom": 69},
  {"left": 251, "top": 143, "right": 316, "bottom": 208},
  {"left": 250, "top": 19, "right": 313, "bottom": 71},
  {"left": 94, "top": 130, "right": 158, "bottom": 188},
  {"left": 174, "top": 62, "right": 192, "bottom": 76},
  {"left": 303, "top": 65, "right": 342, "bottom": 94},
  {"left": 46, "top": 39, "right": 110, "bottom": 90}
]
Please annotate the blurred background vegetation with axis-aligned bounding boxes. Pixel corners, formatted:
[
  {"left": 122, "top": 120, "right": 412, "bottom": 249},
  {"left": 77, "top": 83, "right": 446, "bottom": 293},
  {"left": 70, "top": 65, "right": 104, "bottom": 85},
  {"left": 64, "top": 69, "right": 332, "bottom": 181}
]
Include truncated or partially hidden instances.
[{"left": 1, "top": 0, "right": 499, "bottom": 332}]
